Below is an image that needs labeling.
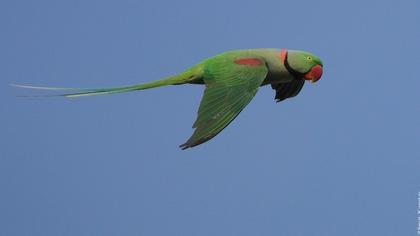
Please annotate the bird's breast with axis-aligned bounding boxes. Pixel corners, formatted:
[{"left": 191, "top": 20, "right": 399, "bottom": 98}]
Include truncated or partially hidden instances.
[{"left": 262, "top": 57, "right": 295, "bottom": 85}]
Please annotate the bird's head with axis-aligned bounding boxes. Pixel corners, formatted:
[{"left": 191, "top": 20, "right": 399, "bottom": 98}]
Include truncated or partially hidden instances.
[{"left": 280, "top": 49, "right": 324, "bottom": 83}]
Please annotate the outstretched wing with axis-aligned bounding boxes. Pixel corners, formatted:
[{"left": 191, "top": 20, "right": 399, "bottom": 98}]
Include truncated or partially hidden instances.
[
  {"left": 180, "top": 57, "right": 268, "bottom": 149},
  {"left": 271, "top": 79, "right": 305, "bottom": 102}
]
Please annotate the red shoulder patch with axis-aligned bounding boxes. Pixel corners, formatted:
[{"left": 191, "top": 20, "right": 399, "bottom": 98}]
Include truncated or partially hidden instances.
[
  {"left": 234, "top": 58, "right": 263, "bottom": 66},
  {"left": 279, "top": 49, "right": 288, "bottom": 64}
]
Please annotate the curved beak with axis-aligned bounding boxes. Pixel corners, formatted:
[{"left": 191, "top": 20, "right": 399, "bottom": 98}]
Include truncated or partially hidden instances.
[{"left": 304, "top": 65, "right": 323, "bottom": 83}]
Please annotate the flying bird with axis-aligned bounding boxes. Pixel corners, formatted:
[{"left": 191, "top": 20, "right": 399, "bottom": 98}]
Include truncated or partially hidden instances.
[{"left": 15, "top": 49, "right": 324, "bottom": 149}]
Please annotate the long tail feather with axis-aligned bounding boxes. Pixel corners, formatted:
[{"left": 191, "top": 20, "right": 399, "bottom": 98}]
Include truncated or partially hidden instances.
[
  {"left": 12, "top": 65, "right": 203, "bottom": 98},
  {"left": 12, "top": 83, "right": 142, "bottom": 98},
  {"left": 62, "top": 86, "right": 139, "bottom": 98},
  {"left": 12, "top": 77, "right": 185, "bottom": 98}
]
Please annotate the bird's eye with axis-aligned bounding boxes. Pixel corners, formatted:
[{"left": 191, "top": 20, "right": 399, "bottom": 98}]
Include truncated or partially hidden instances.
[{"left": 306, "top": 56, "right": 312, "bottom": 60}]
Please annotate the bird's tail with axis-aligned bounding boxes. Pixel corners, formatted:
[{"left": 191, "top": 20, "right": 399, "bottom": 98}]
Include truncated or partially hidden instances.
[{"left": 12, "top": 66, "right": 202, "bottom": 98}]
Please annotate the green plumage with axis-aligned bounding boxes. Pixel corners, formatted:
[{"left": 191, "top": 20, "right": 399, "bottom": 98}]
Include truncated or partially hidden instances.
[{"left": 14, "top": 49, "right": 324, "bottom": 149}]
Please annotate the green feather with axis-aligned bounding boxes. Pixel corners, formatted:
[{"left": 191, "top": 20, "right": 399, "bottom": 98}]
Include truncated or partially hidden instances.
[
  {"left": 179, "top": 52, "right": 268, "bottom": 149},
  {"left": 13, "top": 65, "right": 203, "bottom": 98}
]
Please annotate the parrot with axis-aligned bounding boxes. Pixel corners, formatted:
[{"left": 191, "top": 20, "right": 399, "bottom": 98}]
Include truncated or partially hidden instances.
[{"left": 14, "top": 48, "right": 324, "bottom": 149}]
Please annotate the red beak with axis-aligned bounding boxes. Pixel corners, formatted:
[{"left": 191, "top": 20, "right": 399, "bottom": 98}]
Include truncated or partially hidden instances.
[{"left": 304, "top": 65, "right": 323, "bottom": 83}]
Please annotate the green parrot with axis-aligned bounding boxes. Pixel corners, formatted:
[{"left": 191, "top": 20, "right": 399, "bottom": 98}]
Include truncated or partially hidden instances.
[{"left": 15, "top": 49, "right": 324, "bottom": 149}]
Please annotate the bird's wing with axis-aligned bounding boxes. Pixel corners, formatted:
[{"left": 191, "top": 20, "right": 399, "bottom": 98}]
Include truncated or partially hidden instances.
[
  {"left": 180, "top": 57, "right": 268, "bottom": 149},
  {"left": 271, "top": 79, "right": 305, "bottom": 102}
]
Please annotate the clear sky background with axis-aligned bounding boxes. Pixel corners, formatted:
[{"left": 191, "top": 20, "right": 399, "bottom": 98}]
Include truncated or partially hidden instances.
[{"left": 1, "top": 0, "right": 419, "bottom": 235}]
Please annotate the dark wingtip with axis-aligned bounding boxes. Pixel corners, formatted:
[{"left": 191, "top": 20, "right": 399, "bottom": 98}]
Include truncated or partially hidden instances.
[
  {"left": 179, "top": 143, "right": 190, "bottom": 150},
  {"left": 275, "top": 98, "right": 286, "bottom": 103}
]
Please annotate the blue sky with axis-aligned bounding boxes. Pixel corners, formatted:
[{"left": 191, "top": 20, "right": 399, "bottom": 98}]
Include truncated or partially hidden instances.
[{"left": 1, "top": 0, "right": 419, "bottom": 235}]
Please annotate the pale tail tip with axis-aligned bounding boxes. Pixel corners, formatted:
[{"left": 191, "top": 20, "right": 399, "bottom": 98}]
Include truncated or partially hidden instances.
[{"left": 10, "top": 84, "right": 60, "bottom": 90}]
